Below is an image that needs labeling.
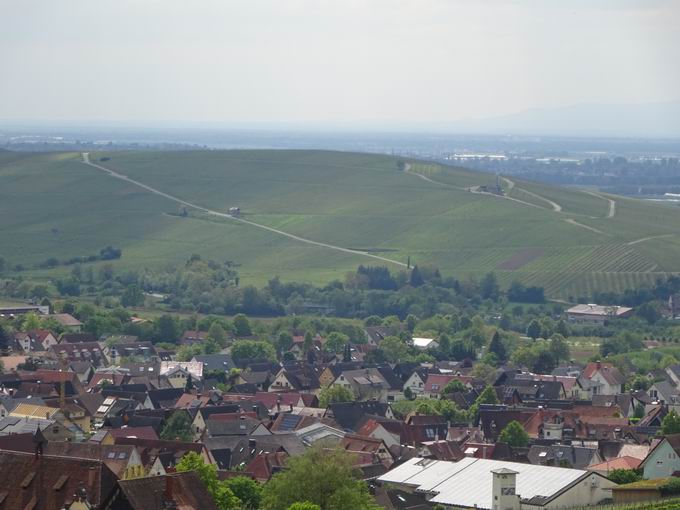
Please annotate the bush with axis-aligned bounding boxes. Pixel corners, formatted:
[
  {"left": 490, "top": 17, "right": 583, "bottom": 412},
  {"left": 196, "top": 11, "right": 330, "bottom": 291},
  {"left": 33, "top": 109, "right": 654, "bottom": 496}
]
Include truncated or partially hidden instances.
[{"left": 660, "top": 478, "right": 680, "bottom": 496}]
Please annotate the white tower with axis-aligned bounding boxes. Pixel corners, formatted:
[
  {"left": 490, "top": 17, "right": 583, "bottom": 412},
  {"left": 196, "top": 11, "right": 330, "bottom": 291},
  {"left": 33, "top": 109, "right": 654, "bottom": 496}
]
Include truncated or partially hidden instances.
[{"left": 491, "top": 468, "right": 520, "bottom": 510}]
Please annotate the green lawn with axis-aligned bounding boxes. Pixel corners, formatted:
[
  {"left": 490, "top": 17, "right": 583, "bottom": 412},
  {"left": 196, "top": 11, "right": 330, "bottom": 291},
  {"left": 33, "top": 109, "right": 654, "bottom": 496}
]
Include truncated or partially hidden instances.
[{"left": 1, "top": 150, "right": 680, "bottom": 297}]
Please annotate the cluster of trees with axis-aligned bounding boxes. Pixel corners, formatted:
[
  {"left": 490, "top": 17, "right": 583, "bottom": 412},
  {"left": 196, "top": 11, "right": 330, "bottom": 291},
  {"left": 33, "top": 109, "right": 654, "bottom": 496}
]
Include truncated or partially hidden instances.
[
  {"left": 9, "top": 256, "right": 549, "bottom": 320},
  {"left": 34, "top": 246, "right": 122, "bottom": 271}
]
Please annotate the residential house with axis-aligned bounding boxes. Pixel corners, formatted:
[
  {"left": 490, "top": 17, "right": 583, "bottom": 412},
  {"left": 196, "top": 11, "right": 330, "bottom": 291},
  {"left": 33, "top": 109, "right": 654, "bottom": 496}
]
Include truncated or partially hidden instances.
[
  {"left": 580, "top": 361, "right": 625, "bottom": 396},
  {"left": 528, "top": 444, "right": 603, "bottom": 469},
  {"left": 423, "top": 374, "right": 474, "bottom": 399},
  {"left": 640, "top": 434, "right": 680, "bottom": 479},
  {"left": 331, "top": 367, "right": 391, "bottom": 402},
  {"left": 402, "top": 367, "right": 430, "bottom": 397},
  {"left": 0, "top": 450, "right": 119, "bottom": 509},
  {"left": 325, "top": 401, "right": 394, "bottom": 432},
  {"left": 268, "top": 364, "right": 322, "bottom": 394},
  {"left": 118, "top": 471, "right": 219, "bottom": 510}
]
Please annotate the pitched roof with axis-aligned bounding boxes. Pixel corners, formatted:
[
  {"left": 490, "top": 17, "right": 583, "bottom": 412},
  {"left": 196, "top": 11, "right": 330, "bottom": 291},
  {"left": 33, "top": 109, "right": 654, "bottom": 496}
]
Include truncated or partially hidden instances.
[
  {"left": 588, "top": 456, "right": 641, "bottom": 472},
  {"left": 119, "top": 471, "right": 218, "bottom": 510},
  {"left": 108, "top": 426, "right": 159, "bottom": 441},
  {"left": 582, "top": 362, "right": 625, "bottom": 385},
  {"left": 50, "top": 313, "right": 83, "bottom": 327},
  {"left": 0, "top": 450, "right": 118, "bottom": 509},
  {"left": 326, "top": 401, "right": 391, "bottom": 431}
]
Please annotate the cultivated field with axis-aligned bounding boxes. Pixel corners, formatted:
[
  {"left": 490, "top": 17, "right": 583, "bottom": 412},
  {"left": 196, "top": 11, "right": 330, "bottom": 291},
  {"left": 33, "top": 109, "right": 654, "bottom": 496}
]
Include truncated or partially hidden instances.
[{"left": 1, "top": 150, "right": 680, "bottom": 298}]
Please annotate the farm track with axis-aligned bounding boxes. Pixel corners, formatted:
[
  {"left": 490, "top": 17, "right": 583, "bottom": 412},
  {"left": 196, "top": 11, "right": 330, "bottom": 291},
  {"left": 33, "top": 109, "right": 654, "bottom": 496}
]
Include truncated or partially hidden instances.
[
  {"left": 81, "top": 153, "right": 407, "bottom": 268},
  {"left": 627, "top": 234, "right": 675, "bottom": 246},
  {"left": 406, "top": 167, "right": 544, "bottom": 210},
  {"left": 504, "top": 177, "right": 562, "bottom": 212},
  {"left": 564, "top": 218, "right": 606, "bottom": 235},
  {"left": 582, "top": 190, "right": 616, "bottom": 218}
]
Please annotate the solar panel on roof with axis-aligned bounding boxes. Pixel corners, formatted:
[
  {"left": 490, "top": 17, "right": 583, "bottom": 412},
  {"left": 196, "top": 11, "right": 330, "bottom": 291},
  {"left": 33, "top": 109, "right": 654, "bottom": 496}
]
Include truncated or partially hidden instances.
[{"left": 279, "top": 414, "right": 302, "bottom": 431}]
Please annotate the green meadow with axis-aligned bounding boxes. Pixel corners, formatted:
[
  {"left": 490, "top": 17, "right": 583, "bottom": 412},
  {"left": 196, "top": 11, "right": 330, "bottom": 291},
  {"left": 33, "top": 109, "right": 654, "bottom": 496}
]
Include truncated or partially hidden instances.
[{"left": 1, "top": 149, "right": 679, "bottom": 298}]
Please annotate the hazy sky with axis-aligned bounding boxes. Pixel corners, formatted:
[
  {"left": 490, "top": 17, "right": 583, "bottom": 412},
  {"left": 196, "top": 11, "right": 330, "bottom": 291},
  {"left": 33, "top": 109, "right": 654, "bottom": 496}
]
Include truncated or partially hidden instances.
[{"left": 1, "top": 0, "right": 679, "bottom": 127}]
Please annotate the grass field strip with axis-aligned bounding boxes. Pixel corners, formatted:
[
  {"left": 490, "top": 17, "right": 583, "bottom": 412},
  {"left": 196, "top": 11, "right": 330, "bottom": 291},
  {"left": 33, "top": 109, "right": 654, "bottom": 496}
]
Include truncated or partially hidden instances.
[{"left": 81, "top": 153, "right": 407, "bottom": 268}]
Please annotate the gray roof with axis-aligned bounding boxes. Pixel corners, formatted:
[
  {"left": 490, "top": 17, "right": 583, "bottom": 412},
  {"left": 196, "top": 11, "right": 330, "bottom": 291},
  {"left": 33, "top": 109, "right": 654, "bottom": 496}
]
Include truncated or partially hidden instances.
[
  {"left": 192, "top": 354, "right": 235, "bottom": 372},
  {"left": 0, "top": 396, "right": 46, "bottom": 413},
  {"left": 527, "top": 445, "right": 600, "bottom": 469},
  {"left": 378, "top": 457, "right": 608, "bottom": 509},
  {"left": 0, "top": 415, "right": 54, "bottom": 435}
]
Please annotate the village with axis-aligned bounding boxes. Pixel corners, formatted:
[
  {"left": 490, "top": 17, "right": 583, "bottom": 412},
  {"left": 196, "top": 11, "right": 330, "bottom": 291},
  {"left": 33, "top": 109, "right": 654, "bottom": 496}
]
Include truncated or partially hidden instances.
[{"left": 1, "top": 300, "right": 680, "bottom": 510}]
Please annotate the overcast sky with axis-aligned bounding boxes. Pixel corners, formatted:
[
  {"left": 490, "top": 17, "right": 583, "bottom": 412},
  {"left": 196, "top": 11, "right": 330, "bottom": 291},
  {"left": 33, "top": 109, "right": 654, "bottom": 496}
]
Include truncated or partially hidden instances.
[{"left": 1, "top": 0, "right": 678, "bottom": 127}]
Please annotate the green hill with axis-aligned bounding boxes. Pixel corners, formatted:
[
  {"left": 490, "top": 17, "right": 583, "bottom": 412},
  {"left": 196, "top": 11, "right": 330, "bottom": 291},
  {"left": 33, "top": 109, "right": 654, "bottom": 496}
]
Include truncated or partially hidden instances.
[{"left": 1, "top": 149, "right": 679, "bottom": 299}]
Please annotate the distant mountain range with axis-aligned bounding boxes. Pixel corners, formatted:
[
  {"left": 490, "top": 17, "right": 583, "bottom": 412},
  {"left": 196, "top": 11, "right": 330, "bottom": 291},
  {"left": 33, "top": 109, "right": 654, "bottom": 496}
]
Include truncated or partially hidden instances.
[{"left": 441, "top": 101, "right": 680, "bottom": 139}]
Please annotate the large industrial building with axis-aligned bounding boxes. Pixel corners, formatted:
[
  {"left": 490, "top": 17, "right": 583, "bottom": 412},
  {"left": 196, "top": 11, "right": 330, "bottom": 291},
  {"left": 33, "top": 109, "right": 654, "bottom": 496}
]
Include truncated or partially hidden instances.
[{"left": 377, "top": 457, "right": 616, "bottom": 509}]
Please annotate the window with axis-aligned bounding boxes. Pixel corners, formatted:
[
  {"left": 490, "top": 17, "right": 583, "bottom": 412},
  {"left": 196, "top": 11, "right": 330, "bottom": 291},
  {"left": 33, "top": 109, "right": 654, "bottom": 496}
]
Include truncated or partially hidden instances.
[
  {"left": 501, "top": 488, "right": 515, "bottom": 495},
  {"left": 431, "top": 384, "right": 440, "bottom": 390}
]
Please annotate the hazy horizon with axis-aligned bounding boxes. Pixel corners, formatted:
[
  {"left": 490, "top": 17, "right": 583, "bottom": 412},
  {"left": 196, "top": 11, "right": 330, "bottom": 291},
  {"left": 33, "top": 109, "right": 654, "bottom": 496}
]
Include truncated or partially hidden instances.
[{"left": 2, "top": 0, "right": 679, "bottom": 135}]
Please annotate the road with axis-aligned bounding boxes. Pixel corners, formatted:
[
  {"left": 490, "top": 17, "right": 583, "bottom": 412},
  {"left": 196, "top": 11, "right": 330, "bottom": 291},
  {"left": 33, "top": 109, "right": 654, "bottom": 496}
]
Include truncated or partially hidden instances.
[{"left": 81, "top": 153, "right": 407, "bottom": 268}]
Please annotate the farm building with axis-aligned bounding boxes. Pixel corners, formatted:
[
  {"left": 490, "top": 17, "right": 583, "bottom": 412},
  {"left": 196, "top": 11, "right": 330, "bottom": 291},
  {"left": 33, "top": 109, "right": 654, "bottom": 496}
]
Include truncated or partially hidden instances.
[
  {"left": 377, "top": 457, "right": 616, "bottom": 509},
  {"left": 0, "top": 305, "right": 49, "bottom": 317},
  {"left": 566, "top": 304, "right": 633, "bottom": 325}
]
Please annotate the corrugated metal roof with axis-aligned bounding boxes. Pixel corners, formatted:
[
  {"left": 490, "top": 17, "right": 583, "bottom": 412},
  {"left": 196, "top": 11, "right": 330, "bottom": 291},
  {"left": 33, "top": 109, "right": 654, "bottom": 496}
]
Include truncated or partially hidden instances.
[{"left": 378, "top": 457, "right": 591, "bottom": 509}]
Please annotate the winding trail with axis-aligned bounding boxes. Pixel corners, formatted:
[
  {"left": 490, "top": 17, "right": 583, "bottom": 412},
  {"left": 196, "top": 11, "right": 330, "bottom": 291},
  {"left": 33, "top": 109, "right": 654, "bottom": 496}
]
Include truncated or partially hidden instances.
[
  {"left": 502, "top": 176, "right": 562, "bottom": 212},
  {"left": 81, "top": 153, "right": 407, "bottom": 268},
  {"left": 405, "top": 166, "right": 544, "bottom": 210},
  {"left": 582, "top": 190, "right": 616, "bottom": 218}
]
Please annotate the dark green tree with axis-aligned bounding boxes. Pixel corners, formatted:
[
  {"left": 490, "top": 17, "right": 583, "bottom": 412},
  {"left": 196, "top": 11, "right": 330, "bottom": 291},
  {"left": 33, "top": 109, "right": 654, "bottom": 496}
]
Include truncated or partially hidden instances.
[
  {"left": 662, "top": 410, "right": 680, "bottom": 435},
  {"left": 442, "top": 379, "right": 467, "bottom": 394},
  {"left": 488, "top": 331, "right": 506, "bottom": 361},
  {"left": 526, "top": 319, "right": 541, "bottom": 340},
  {"left": 156, "top": 314, "right": 181, "bottom": 343},
  {"left": 498, "top": 420, "right": 529, "bottom": 447},
  {"left": 409, "top": 266, "right": 424, "bottom": 287},
  {"left": 160, "top": 411, "right": 193, "bottom": 441},
  {"left": 233, "top": 314, "right": 252, "bottom": 337},
  {"left": 260, "top": 446, "right": 379, "bottom": 510},
  {"left": 223, "top": 476, "right": 262, "bottom": 510}
]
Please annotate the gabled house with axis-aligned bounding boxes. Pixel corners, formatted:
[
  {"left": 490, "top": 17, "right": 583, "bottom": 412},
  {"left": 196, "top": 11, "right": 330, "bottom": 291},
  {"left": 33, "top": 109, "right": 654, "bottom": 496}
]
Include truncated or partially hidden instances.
[
  {"left": 269, "top": 365, "right": 322, "bottom": 394},
  {"left": 423, "top": 374, "right": 474, "bottom": 398},
  {"left": 325, "top": 401, "right": 394, "bottom": 432},
  {"left": 341, "top": 433, "right": 395, "bottom": 467},
  {"left": 0, "top": 449, "right": 119, "bottom": 509},
  {"left": 402, "top": 367, "right": 429, "bottom": 397},
  {"left": 331, "top": 368, "right": 391, "bottom": 402},
  {"left": 580, "top": 361, "right": 625, "bottom": 396},
  {"left": 640, "top": 433, "right": 680, "bottom": 479},
  {"left": 649, "top": 381, "right": 680, "bottom": 411}
]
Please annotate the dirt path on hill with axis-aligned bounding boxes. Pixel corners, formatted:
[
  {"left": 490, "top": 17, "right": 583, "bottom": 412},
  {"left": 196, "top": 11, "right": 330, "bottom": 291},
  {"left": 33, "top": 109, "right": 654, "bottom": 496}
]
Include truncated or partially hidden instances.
[
  {"left": 564, "top": 218, "right": 605, "bottom": 235},
  {"left": 404, "top": 165, "right": 545, "bottom": 210},
  {"left": 582, "top": 190, "right": 616, "bottom": 218},
  {"left": 81, "top": 153, "right": 407, "bottom": 268},
  {"left": 627, "top": 234, "right": 674, "bottom": 246}
]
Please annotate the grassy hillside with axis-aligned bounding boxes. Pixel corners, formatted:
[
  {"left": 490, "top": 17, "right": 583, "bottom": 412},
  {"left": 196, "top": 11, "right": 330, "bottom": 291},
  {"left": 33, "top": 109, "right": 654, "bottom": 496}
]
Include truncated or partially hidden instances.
[{"left": 1, "top": 150, "right": 680, "bottom": 298}]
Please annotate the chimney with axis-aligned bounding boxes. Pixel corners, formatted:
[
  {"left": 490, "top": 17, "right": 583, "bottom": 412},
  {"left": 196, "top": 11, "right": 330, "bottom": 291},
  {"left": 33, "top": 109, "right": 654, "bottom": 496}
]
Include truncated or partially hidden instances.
[
  {"left": 249, "top": 438, "right": 257, "bottom": 451},
  {"left": 596, "top": 360, "right": 602, "bottom": 369},
  {"left": 88, "top": 466, "right": 96, "bottom": 489},
  {"left": 482, "top": 446, "right": 488, "bottom": 459},
  {"left": 289, "top": 403, "right": 294, "bottom": 412},
  {"left": 165, "top": 475, "right": 174, "bottom": 501}
]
